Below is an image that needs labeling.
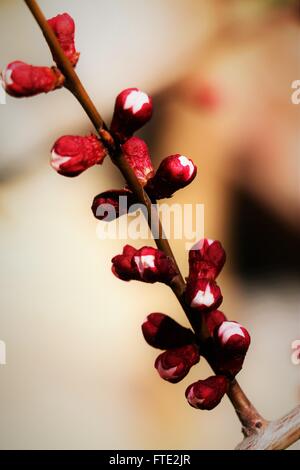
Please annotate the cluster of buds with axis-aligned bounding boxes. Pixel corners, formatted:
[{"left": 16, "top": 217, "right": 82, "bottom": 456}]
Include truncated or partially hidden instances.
[
  {"left": 0, "top": 13, "right": 104, "bottom": 178},
  {"left": 140, "top": 311, "right": 230, "bottom": 410},
  {"left": 90, "top": 86, "right": 196, "bottom": 218},
  {"left": 4, "top": 10, "right": 251, "bottom": 414},
  {"left": 92, "top": 95, "right": 197, "bottom": 219},
  {"left": 112, "top": 239, "right": 250, "bottom": 410},
  {"left": 185, "top": 239, "right": 250, "bottom": 381},
  {"left": 1, "top": 13, "right": 79, "bottom": 98}
]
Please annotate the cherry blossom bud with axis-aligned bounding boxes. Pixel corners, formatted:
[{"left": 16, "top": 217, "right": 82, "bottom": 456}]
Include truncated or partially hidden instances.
[
  {"left": 1, "top": 61, "right": 64, "bottom": 98},
  {"left": 51, "top": 134, "right": 106, "bottom": 177},
  {"left": 48, "top": 13, "right": 80, "bottom": 66},
  {"left": 188, "top": 238, "right": 226, "bottom": 280},
  {"left": 216, "top": 321, "right": 250, "bottom": 355},
  {"left": 142, "top": 313, "right": 195, "bottom": 350},
  {"left": 91, "top": 189, "right": 136, "bottom": 221},
  {"left": 110, "top": 88, "right": 153, "bottom": 141},
  {"left": 111, "top": 245, "right": 178, "bottom": 284},
  {"left": 203, "top": 310, "right": 227, "bottom": 337},
  {"left": 185, "top": 375, "right": 228, "bottom": 410},
  {"left": 155, "top": 344, "right": 200, "bottom": 383},
  {"left": 214, "top": 321, "right": 251, "bottom": 377},
  {"left": 121, "top": 137, "right": 154, "bottom": 185},
  {"left": 145, "top": 154, "right": 197, "bottom": 199},
  {"left": 185, "top": 278, "right": 223, "bottom": 313},
  {"left": 111, "top": 245, "right": 139, "bottom": 281}
]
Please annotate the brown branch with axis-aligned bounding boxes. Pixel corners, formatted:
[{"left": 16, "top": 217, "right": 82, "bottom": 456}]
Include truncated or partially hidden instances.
[
  {"left": 24, "top": 0, "right": 300, "bottom": 450},
  {"left": 227, "top": 380, "right": 268, "bottom": 436},
  {"left": 236, "top": 405, "right": 300, "bottom": 450}
]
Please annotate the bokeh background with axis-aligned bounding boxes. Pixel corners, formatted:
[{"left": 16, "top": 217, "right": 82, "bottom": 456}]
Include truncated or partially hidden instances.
[{"left": 0, "top": 0, "right": 299, "bottom": 450}]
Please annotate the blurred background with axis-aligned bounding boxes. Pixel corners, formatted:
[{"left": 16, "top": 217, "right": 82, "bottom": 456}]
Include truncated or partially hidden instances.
[{"left": 0, "top": 0, "right": 299, "bottom": 450}]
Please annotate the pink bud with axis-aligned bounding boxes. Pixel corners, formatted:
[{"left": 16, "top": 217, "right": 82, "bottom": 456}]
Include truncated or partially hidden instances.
[
  {"left": 51, "top": 134, "right": 106, "bottom": 177},
  {"left": 111, "top": 245, "right": 178, "bottom": 284},
  {"left": 145, "top": 154, "right": 197, "bottom": 199},
  {"left": 188, "top": 238, "right": 226, "bottom": 280},
  {"left": 110, "top": 88, "right": 153, "bottom": 141},
  {"left": 155, "top": 344, "right": 200, "bottom": 383},
  {"left": 185, "top": 278, "right": 223, "bottom": 313},
  {"left": 142, "top": 313, "right": 195, "bottom": 349},
  {"left": 121, "top": 137, "right": 154, "bottom": 185},
  {"left": 1, "top": 61, "right": 64, "bottom": 97},
  {"left": 91, "top": 188, "right": 136, "bottom": 221},
  {"left": 185, "top": 375, "right": 228, "bottom": 410},
  {"left": 48, "top": 13, "right": 80, "bottom": 66},
  {"left": 203, "top": 310, "right": 227, "bottom": 337}
]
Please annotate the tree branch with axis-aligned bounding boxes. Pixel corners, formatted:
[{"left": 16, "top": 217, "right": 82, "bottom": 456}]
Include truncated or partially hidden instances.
[
  {"left": 236, "top": 405, "right": 300, "bottom": 450},
  {"left": 23, "top": 0, "right": 300, "bottom": 450}
]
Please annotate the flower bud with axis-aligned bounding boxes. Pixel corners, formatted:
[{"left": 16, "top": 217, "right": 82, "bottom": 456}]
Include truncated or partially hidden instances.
[
  {"left": 185, "top": 278, "right": 223, "bottom": 313},
  {"left": 1, "top": 61, "right": 64, "bottom": 98},
  {"left": 121, "top": 137, "right": 154, "bottom": 185},
  {"left": 155, "top": 344, "right": 200, "bottom": 383},
  {"left": 214, "top": 321, "right": 251, "bottom": 377},
  {"left": 216, "top": 321, "right": 250, "bottom": 354},
  {"left": 111, "top": 245, "right": 178, "bottom": 285},
  {"left": 51, "top": 134, "right": 106, "bottom": 177},
  {"left": 185, "top": 375, "right": 228, "bottom": 410},
  {"left": 110, "top": 88, "right": 153, "bottom": 141},
  {"left": 145, "top": 154, "right": 197, "bottom": 199},
  {"left": 91, "top": 188, "right": 136, "bottom": 221},
  {"left": 203, "top": 310, "right": 227, "bottom": 337},
  {"left": 188, "top": 238, "right": 226, "bottom": 280},
  {"left": 142, "top": 313, "right": 195, "bottom": 350},
  {"left": 48, "top": 13, "right": 80, "bottom": 66},
  {"left": 111, "top": 245, "right": 138, "bottom": 281}
]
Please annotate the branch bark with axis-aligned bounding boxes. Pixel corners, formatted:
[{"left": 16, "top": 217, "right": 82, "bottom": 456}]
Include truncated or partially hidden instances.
[
  {"left": 236, "top": 405, "right": 300, "bottom": 450},
  {"left": 24, "top": 0, "right": 300, "bottom": 450}
]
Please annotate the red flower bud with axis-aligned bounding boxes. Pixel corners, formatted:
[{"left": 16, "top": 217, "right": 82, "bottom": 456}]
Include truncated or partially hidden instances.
[
  {"left": 185, "top": 278, "right": 223, "bottom": 313},
  {"left": 121, "top": 137, "right": 154, "bottom": 185},
  {"left": 203, "top": 310, "right": 227, "bottom": 337},
  {"left": 216, "top": 321, "right": 250, "bottom": 354},
  {"left": 188, "top": 238, "right": 226, "bottom": 280},
  {"left": 145, "top": 154, "right": 197, "bottom": 199},
  {"left": 155, "top": 344, "right": 200, "bottom": 383},
  {"left": 185, "top": 375, "right": 228, "bottom": 410},
  {"left": 142, "top": 313, "right": 195, "bottom": 350},
  {"left": 48, "top": 13, "right": 80, "bottom": 66},
  {"left": 1, "top": 61, "right": 64, "bottom": 98},
  {"left": 110, "top": 88, "right": 153, "bottom": 141},
  {"left": 91, "top": 188, "right": 136, "bottom": 221},
  {"left": 51, "top": 134, "right": 106, "bottom": 177},
  {"left": 214, "top": 321, "right": 251, "bottom": 377},
  {"left": 111, "top": 245, "right": 178, "bottom": 285},
  {"left": 111, "top": 245, "right": 138, "bottom": 281}
]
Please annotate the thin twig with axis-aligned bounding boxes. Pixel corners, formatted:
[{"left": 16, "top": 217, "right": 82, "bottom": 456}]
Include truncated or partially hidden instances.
[{"left": 23, "top": 0, "right": 300, "bottom": 449}]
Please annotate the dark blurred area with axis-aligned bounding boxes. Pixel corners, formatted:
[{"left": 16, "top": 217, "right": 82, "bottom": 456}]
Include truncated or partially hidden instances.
[{"left": 233, "top": 188, "right": 300, "bottom": 281}]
